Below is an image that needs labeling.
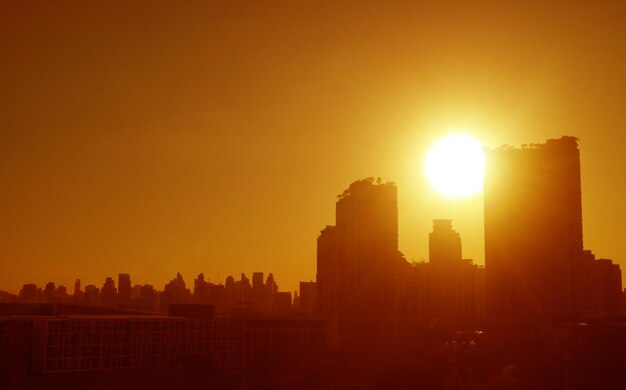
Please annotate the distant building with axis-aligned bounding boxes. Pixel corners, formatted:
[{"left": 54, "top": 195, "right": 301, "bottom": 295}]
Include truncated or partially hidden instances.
[
  {"left": 138, "top": 284, "right": 158, "bottom": 312},
  {"left": 160, "top": 273, "right": 192, "bottom": 311},
  {"left": 577, "top": 250, "right": 623, "bottom": 317},
  {"left": 194, "top": 273, "right": 210, "bottom": 304},
  {"left": 428, "top": 220, "right": 480, "bottom": 325},
  {"left": 43, "top": 282, "right": 56, "bottom": 303},
  {"left": 72, "top": 279, "right": 83, "bottom": 303},
  {"left": 84, "top": 285, "right": 100, "bottom": 306},
  {"left": 252, "top": 272, "right": 264, "bottom": 291},
  {"left": 19, "top": 284, "right": 39, "bottom": 303},
  {"left": 100, "top": 277, "right": 117, "bottom": 307},
  {"left": 131, "top": 284, "right": 141, "bottom": 300},
  {"left": 117, "top": 274, "right": 131, "bottom": 306},
  {"left": 251, "top": 272, "right": 264, "bottom": 310},
  {"left": 397, "top": 220, "right": 483, "bottom": 330}
]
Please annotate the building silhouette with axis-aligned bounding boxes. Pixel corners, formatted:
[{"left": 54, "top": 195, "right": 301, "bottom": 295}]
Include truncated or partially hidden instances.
[
  {"left": 3, "top": 160, "right": 626, "bottom": 388},
  {"left": 72, "top": 279, "right": 83, "bottom": 303},
  {"left": 160, "top": 273, "right": 192, "bottom": 311},
  {"left": 316, "top": 178, "right": 401, "bottom": 352},
  {"left": 485, "top": 136, "right": 622, "bottom": 323},
  {"left": 485, "top": 137, "right": 584, "bottom": 322},
  {"left": 83, "top": 285, "right": 100, "bottom": 306},
  {"left": 429, "top": 219, "right": 481, "bottom": 325},
  {"left": 117, "top": 273, "right": 131, "bottom": 306},
  {"left": 397, "top": 220, "right": 483, "bottom": 331},
  {"left": 100, "top": 277, "right": 117, "bottom": 307}
]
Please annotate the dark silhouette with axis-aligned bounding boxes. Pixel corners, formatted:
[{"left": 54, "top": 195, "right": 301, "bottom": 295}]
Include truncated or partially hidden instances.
[
  {"left": 2, "top": 138, "right": 626, "bottom": 389},
  {"left": 316, "top": 178, "right": 403, "bottom": 356},
  {"left": 485, "top": 137, "right": 622, "bottom": 323}
]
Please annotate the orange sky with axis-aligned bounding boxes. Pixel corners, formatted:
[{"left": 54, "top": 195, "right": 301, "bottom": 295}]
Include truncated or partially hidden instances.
[{"left": 2, "top": 1, "right": 626, "bottom": 294}]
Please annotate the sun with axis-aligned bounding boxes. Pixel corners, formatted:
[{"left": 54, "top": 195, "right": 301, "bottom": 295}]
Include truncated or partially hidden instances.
[{"left": 425, "top": 134, "right": 485, "bottom": 198}]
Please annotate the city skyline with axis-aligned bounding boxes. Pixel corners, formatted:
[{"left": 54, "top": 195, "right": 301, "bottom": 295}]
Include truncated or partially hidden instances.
[
  {"left": 4, "top": 2, "right": 626, "bottom": 388},
  {"left": 9, "top": 135, "right": 620, "bottom": 325},
  {"left": 3, "top": 136, "right": 625, "bottom": 388},
  {"left": 1, "top": 134, "right": 621, "bottom": 297},
  {"left": 4, "top": 2, "right": 626, "bottom": 295}
]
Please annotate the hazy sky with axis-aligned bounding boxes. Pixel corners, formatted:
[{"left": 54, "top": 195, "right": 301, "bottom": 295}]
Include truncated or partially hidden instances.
[{"left": 2, "top": 1, "right": 626, "bottom": 294}]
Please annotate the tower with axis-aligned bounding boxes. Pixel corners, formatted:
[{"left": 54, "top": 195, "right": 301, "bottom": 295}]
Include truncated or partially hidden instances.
[
  {"left": 316, "top": 178, "right": 400, "bottom": 350},
  {"left": 428, "top": 219, "right": 463, "bottom": 322},
  {"left": 484, "top": 136, "right": 583, "bottom": 322},
  {"left": 429, "top": 219, "right": 462, "bottom": 268}
]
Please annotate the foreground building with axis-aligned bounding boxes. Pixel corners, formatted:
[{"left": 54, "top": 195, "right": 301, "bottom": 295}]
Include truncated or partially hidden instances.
[{"left": 0, "top": 304, "right": 328, "bottom": 386}]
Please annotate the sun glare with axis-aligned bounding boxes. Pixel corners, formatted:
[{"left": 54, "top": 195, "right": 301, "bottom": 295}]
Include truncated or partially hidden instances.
[{"left": 425, "top": 134, "right": 485, "bottom": 198}]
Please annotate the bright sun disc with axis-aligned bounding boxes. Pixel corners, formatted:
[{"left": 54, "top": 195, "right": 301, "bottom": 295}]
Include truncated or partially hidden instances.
[{"left": 425, "top": 135, "right": 485, "bottom": 198}]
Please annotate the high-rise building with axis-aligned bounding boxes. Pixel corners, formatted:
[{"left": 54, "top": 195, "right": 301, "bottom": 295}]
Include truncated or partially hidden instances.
[
  {"left": 101, "top": 277, "right": 117, "bottom": 307},
  {"left": 118, "top": 273, "right": 131, "bottom": 306},
  {"left": 252, "top": 272, "right": 264, "bottom": 291},
  {"left": 73, "top": 279, "right": 82, "bottom": 300},
  {"left": 429, "top": 219, "right": 463, "bottom": 322},
  {"left": 484, "top": 136, "right": 584, "bottom": 322},
  {"left": 316, "top": 178, "right": 401, "bottom": 350},
  {"left": 43, "top": 282, "right": 56, "bottom": 303},
  {"left": 429, "top": 219, "right": 462, "bottom": 267},
  {"left": 402, "top": 219, "right": 483, "bottom": 328},
  {"left": 160, "top": 273, "right": 191, "bottom": 311},
  {"left": 316, "top": 225, "right": 340, "bottom": 316},
  {"left": 194, "top": 273, "right": 210, "bottom": 304},
  {"left": 250, "top": 272, "right": 264, "bottom": 310}
]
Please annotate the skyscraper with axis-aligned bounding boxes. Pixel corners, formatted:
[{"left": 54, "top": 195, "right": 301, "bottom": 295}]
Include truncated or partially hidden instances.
[
  {"left": 429, "top": 219, "right": 462, "bottom": 268},
  {"left": 484, "top": 136, "right": 584, "bottom": 322},
  {"left": 118, "top": 273, "right": 132, "bottom": 306},
  {"left": 423, "top": 219, "right": 483, "bottom": 327},
  {"left": 429, "top": 219, "right": 463, "bottom": 322},
  {"left": 101, "top": 277, "right": 117, "bottom": 307},
  {"left": 316, "top": 178, "right": 401, "bottom": 350}
]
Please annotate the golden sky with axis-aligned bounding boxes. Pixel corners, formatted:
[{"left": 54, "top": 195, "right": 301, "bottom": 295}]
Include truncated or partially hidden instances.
[{"left": 2, "top": 1, "right": 626, "bottom": 293}]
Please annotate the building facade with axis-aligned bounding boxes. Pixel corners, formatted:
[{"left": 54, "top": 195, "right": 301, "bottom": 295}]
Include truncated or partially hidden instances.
[{"left": 1, "top": 314, "right": 328, "bottom": 379}]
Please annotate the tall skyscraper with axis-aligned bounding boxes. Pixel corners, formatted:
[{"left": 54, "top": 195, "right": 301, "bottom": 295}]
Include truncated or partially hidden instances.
[
  {"left": 316, "top": 178, "right": 400, "bottom": 350},
  {"left": 484, "top": 136, "right": 584, "bottom": 322},
  {"left": 429, "top": 219, "right": 463, "bottom": 321}
]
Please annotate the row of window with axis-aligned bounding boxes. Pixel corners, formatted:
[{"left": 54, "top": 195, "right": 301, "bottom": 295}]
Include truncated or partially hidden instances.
[
  {"left": 41, "top": 319, "right": 324, "bottom": 334},
  {"left": 45, "top": 331, "right": 240, "bottom": 345},
  {"left": 46, "top": 342, "right": 242, "bottom": 357},
  {"left": 44, "top": 353, "right": 241, "bottom": 373},
  {"left": 44, "top": 320, "right": 245, "bottom": 333}
]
